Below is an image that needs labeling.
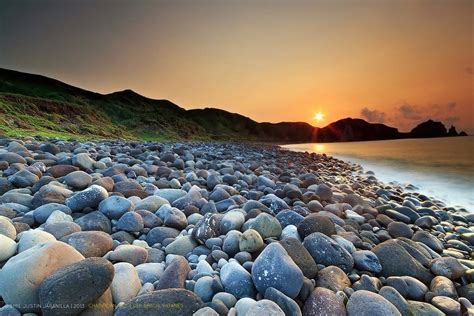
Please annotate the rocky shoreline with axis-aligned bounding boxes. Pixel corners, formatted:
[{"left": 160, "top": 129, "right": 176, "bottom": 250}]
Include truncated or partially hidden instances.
[{"left": 0, "top": 138, "right": 473, "bottom": 316}]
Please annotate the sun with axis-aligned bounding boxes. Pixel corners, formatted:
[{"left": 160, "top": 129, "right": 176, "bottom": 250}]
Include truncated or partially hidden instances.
[{"left": 314, "top": 112, "right": 324, "bottom": 122}]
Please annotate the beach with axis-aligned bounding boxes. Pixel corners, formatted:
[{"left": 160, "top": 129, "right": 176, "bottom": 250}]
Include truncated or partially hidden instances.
[{"left": 0, "top": 137, "right": 473, "bottom": 315}]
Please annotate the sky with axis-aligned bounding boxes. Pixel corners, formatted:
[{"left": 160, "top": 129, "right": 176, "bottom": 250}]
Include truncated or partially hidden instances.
[{"left": 0, "top": 0, "right": 472, "bottom": 132}]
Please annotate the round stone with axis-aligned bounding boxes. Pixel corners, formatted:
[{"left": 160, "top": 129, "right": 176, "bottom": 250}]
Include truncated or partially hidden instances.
[
  {"left": 33, "top": 203, "right": 72, "bottom": 224},
  {"left": 431, "top": 257, "right": 467, "bottom": 280},
  {"left": 220, "top": 211, "right": 245, "bottom": 234},
  {"left": 239, "top": 229, "right": 264, "bottom": 253},
  {"left": 303, "top": 232, "right": 354, "bottom": 273},
  {"left": 60, "top": 231, "right": 113, "bottom": 258},
  {"left": 352, "top": 250, "right": 382, "bottom": 273},
  {"left": 0, "top": 216, "right": 16, "bottom": 239},
  {"left": 315, "top": 266, "right": 351, "bottom": 292},
  {"left": 279, "top": 237, "right": 318, "bottom": 279},
  {"left": 98, "top": 195, "right": 134, "bottom": 220},
  {"left": 65, "top": 185, "right": 108, "bottom": 212},
  {"left": 146, "top": 226, "right": 180, "bottom": 246},
  {"left": 43, "top": 221, "right": 81, "bottom": 239},
  {"left": 64, "top": 170, "right": 92, "bottom": 189},
  {"left": 18, "top": 230, "right": 56, "bottom": 252},
  {"left": 74, "top": 211, "right": 112, "bottom": 233},
  {"left": 109, "top": 245, "right": 148, "bottom": 266},
  {"left": 165, "top": 235, "right": 198, "bottom": 256},
  {"left": 246, "top": 299, "right": 284, "bottom": 316},
  {"left": 252, "top": 242, "right": 304, "bottom": 299},
  {"left": 111, "top": 262, "right": 142, "bottom": 304},
  {"left": 346, "top": 290, "right": 401, "bottom": 316},
  {"left": 303, "top": 287, "right": 346, "bottom": 316},
  {"left": 39, "top": 257, "right": 114, "bottom": 315},
  {"left": 372, "top": 240, "right": 433, "bottom": 285},
  {"left": 297, "top": 214, "right": 336, "bottom": 239},
  {"left": 116, "top": 212, "right": 144, "bottom": 232},
  {"left": 220, "top": 261, "right": 256, "bottom": 299},
  {"left": 248, "top": 213, "right": 282, "bottom": 239},
  {"left": 194, "top": 276, "right": 215, "bottom": 302},
  {"left": 0, "top": 233, "right": 17, "bottom": 262}
]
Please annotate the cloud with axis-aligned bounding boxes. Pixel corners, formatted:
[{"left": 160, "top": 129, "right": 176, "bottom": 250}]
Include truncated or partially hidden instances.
[
  {"left": 360, "top": 107, "right": 386, "bottom": 123},
  {"left": 398, "top": 103, "right": 422, "bottom": 120}
]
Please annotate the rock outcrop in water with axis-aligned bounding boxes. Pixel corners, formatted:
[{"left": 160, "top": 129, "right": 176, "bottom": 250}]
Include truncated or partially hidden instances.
[{"left": 0, "top": 137, "right": 473, "bottom": 315}]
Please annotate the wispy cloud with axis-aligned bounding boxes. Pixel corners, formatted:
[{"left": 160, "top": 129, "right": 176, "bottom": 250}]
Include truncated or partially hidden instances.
[{"left": 360, "top": 107, "right": 386, "bottom": 123}]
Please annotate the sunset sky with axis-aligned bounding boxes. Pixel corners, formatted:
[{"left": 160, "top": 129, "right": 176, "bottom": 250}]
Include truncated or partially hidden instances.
[{"left": 0, "top": 0, "right": 472, "bottom": 132}]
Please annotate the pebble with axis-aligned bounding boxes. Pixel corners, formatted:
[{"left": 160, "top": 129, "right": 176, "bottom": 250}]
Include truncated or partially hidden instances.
[
  {"left": 156, "top": 256, "right": 190, "bottom": 290},
  {"left": 431, "top": 296, "right": 461, "bottom": 316},
  {"left": 64, "top": 170, "right": 92, "bottom": 189},
  {"left": 60, "top": 231, "right": 112, "bottom": 257},
  {"left": 220, "top": 261, "right": 256, "bottom": 299},
  {"left": 303, "top": 287, "right": 346, "bottom": 316},
  {"left": 387, "top": 221, "right": 413, "bottom": 238},
  {"left": 0, "top": 233, "right": 17, "bottom": 261},
  {"left": 252, "top": 242, "right": 304, "bottom": 298},
  {"left": 386, "top": 276, "right": 428, "bottom": 300},
  {"left": 98, "top": 195, "right": 134, "bottom": 219},
  {"left": 116, "top": 211, "right": 144, "bottom": 232},
  {"left": 165, "top": 235, "right": 198, "bottom": 256},
  {"left": 136, "top": 262, "right": 165, "bottom": 284},
  {"left": 65, "top": 185, "right": 108, "bottom": 212},
  {"left": 33, "top": 203, "right": 72, "bottom": 224},
  {"left": 18, "top": 230, "right": 56, "bottom": 252},
  {"left": 220, "top": 211, "right": 245, "bottom": 234},
  {"left": 109, "top": 244, "right": 148, "bottom": 266},
  {"left": 372, "top": 239, "right": 434, "bottom": 284},
  {"left": 297, "top": 214, "right": 336, "bottom": 239},
  {"left": 0, "top": 215, "right": 16, "bottom": 239},
  {"left": 430, "top": 256, "right": 467, "bottom": 279},
  {"left": 111, "top": 262, "right": 142, "bottom": 304},
  {"left": 246, "top": 299, "right": 285, "bottom": 316},
  {"left": 379, "top": 286, "right": 411, "bottom": 316},
  {"left": 303, "top": 232, "right": 354, "bottom": 273},
  {"left": 279, "top": 237, "right": 318, "bottom": 279},
  {"left": 346, "top": 290, "right": 401, "bottom": 316},
  {"left": 248, "top": 213, "right": 282, "bottom": 239},
  {"left": 315, "top": 266, "right": 351, "bottom": 292},
  {"left": 239, "top": 228, "right": 264, "bottom": 253},
  {"left": 39, "top": 257, "right": 114, "bottom": 315},
  {"left": 352, "top": 250, "right": 382, "bottom": 273}
]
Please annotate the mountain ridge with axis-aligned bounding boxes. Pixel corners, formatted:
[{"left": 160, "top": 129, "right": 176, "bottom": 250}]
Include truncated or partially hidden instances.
[{"left": 0, "top": 67, "right": 468, "bottom": 142}]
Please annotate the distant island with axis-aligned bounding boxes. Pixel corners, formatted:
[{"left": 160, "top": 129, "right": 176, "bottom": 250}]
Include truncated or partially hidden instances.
[{"left": 0, "top": 68, "right": 468, "bottom": 142}]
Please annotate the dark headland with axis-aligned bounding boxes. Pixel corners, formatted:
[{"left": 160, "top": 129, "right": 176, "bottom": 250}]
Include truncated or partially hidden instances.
[{"left": 0, "top": 68, "right": 468, "bottom": 142}]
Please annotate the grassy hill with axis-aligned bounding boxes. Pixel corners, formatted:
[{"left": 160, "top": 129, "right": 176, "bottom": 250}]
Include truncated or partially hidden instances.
[
  {"left": 0, "top": 68, "right": 315, "bottom": 141},
  {"left": 0, "top": 68, "right": 318, "bottom": 141}
]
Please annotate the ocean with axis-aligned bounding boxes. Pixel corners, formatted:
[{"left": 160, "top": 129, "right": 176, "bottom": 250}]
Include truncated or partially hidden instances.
[{"left": 282, "top": 136, "right": 474, "bottom": 211}]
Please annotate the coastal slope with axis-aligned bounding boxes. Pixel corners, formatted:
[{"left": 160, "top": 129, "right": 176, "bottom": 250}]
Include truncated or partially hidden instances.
[{"left": 0, "top": 68, "right": 468, "bottom": 141}]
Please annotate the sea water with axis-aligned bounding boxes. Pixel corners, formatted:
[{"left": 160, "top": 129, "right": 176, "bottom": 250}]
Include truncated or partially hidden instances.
[{"left": 283, "top": 136, "right": 474, "bottom": 211}]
